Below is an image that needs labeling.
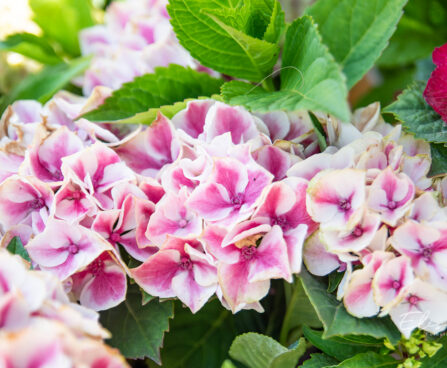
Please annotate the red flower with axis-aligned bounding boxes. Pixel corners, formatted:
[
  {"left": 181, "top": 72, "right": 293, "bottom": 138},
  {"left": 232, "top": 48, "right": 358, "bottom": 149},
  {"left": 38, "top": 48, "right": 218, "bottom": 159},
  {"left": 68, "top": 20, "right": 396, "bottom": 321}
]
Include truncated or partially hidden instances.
[{"left": 424, "top": 43, "right": 447, "bottom": 122}]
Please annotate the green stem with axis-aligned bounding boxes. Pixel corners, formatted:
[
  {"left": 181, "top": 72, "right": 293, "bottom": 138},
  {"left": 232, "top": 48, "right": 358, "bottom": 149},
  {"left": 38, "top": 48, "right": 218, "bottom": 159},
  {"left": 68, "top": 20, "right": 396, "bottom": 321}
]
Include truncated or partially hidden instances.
[{"left": 261, "top": 77, "right": 275, "bottom": 92}]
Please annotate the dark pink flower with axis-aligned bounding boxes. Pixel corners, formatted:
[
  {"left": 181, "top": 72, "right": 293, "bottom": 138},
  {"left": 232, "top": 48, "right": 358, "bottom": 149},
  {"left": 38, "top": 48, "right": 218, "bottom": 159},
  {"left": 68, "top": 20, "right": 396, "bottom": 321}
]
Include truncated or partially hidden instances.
[{"left": 424, "top": 43, "right": 447, "bottom": 122}]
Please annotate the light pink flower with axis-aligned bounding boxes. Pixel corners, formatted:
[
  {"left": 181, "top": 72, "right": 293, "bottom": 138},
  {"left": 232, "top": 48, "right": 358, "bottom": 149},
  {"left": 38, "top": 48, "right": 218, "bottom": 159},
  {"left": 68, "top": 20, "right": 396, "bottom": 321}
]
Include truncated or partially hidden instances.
[
  {"left": 114, "top": 113, "right": 181, "bottom": 177},
  {"left": 253, "top": 145, "right": 294, "bottom": 181},
  {"left": 306, "top": 169, "right": 366, "bottom": 230},
  {"left": 0, "top": 150, "right": 23, "bottom": 184},
  {"left": 302, "top": 232, "right": 343, "bottom": 276},
  {"left": 146, "top": 188, "right": 202, "bottom": 246},
  {"left": 202, "top": 225, "right": 290, "bottom": 312},
  {"left": 62, "top": 142, "right": 135, "bottom": 209},
  {"left": 132, "top": 237, "right": 217, "bottom": 313},
  {"left": 390, "top": 221, "right": 447, "bottom": 291},
  {"left": 343, "top": 251, "right": 393, "bottom": 317},
  {"left": 0, "top": 175, "right": 53, "bottom": 233},
  {"left": 71, "top": 252, "right": 127, "bottom": 311},
  {"left": 367, "top": 167, "right": 415, "bottom": 226},
  {"left": 27, "top": 219, "right": 111, "bottom": 279},
  {"left": 172, "top": 99, "right": 215, "bottom": 139},
  {"left": 187, "top": 157, "right": 273, "bottom": 225}
]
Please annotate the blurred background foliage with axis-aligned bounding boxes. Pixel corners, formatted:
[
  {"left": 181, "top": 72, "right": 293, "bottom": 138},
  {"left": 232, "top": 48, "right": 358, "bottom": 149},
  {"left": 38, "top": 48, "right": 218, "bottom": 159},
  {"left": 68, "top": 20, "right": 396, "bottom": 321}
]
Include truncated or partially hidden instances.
[{"left": 0, "top": 0, "right": 446, "bottom": 111}]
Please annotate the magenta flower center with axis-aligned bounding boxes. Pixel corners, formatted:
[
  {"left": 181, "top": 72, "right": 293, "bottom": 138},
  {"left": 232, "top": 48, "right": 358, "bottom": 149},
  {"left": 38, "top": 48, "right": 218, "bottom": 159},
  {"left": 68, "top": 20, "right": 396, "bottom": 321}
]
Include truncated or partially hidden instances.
[
  {"left": 387, "top": 200, "right": 397, "bottom": 210},
  {"left": 70, "top": 191, "right": 82, "bottom": 200},
  {"left": 392, "top": 280, "right": 401, "bottom": 290},
  {"left": 241, "top": 246, "right": 256, "bottom": 260},
  {"left": 178, "top": 218, "right": 188, "bottom": 228},
  {"left": 231, "top": 193, "right": 244, "bottom": 209},
  {"left": 68, "top": 243, "right": 79, "bottom": 254},
  {"left": 179, "top": 257, "right": 192, "bottom": 270},
  {"left": 352, "top": 225, "right": 363, "bottom": 237},
  {"left": 408, "top": 295, "right": 420, "bottom": 306},
  {"left": 110, "top": 232, "right": 121, "bottom": 243},
  {"left": 29, "top": 198, "right": 45, "bottom": 210},
  {"left": 272, "top": 216, "right": 289, "bottom": 230},
  {"left": 422, "top": 248, "right": 432, "bottom": 260},
  {"left": 88, "top": 259, "right": 104, "bottom": 276},
  {"left": 53, "top": 170, "right": 63, "bottom": 181},
  {"left": 338, "top": 199, "right": 351, "bottom": 211}
]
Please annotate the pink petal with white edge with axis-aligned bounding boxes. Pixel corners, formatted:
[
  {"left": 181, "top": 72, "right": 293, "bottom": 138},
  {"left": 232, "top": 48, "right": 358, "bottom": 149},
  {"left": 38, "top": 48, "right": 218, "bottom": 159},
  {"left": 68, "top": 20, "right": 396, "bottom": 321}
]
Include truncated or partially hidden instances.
[
  {"left": 25, "top": 127, "right": 83, "bottom": 183},
  {"left": 147, "top": 188, "right": 202, "bottom": 246},
  {"left": 0, "top": 175, "right": 53, "bottom": 232},
  {"left": 172, "top": 99, "right": 215, "bottom": 138},
  {"left": 201, "top": 225, "right": 240, "bottom": 264},
  {"left": 111, "top": 182, "right": 147, "bottom": 210},
  {"left": 114, "top": 113, "right": 181, "bottom": 177},
  {"left": 71, "top": 252, "right": 127, "bottom": 311},
  {"left": 343, "top": 251, "right": 394, "bottom": 317},
  {"left": 54, "top": 180, "right": 97, "bottom": 223},
  {"left": 372, "top": 256, "right": 414, "bottom": 309},
  {"left": 247, "top": 225, "right": 291, "bottom": 283},
  {"left": 203, "top": 102, "right": 259, "bottom": 144},
  {"left": 27, "top": 219, "right": 111, "bottom": 280},
  {"left": 367, "top": 167, "right": 415, "bottom": 226},
  {"left": 303, "top": 231, "right": 341, "bottom": 276},
  {"left": 134, "top": 197, "right": 156, "bottom": 248},
  {"left": 389, "top": 279, "right": 447, "bottom": 338},
  {"left": 139, "top": 178, "right": 165, "bottom": 204},
  {"left": 284, "top": 224, "right": 308, "bottom": 273},
  {"left": 320, "top": 211, "right": 381, "bottom": 253},
  {"left": 389, "top": 221, "right": 447, "bottom": 291},
  {"left": 306, "top": 169, "right": 366, "bottom": 230},
  {"left": 221, "top": 219, "right": 271, "bottom": 248},
  {"left": 253, "top": 145, "right": 292, "bottom": 181}
]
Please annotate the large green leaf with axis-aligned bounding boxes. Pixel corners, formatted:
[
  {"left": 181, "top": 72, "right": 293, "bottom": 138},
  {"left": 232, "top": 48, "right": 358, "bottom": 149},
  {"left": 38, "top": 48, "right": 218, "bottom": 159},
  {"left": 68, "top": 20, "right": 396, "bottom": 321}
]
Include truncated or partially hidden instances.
[
  {"left": 429, "top": 143, "right": 447, "bottom": 177},
  {"left": 306, "top": 0, "right": 407, "bottom": 88},
  {"left": 6, "top": 237, "right": 32, "bottom": 264},
  {"left": 0, "top": 33, "right": 61, "bottom": 65},
  {"left": 229, "top": 333, "right": 306, "bottom": 368},
  {"left": 300, "top": 354, "right": 339, "bottom": 368},
  {"left": 29, "top": 0, "right": 95, "bottom": 56},
  {"left": 99, "top": 284, "right": 173, "bottom": 363},
  {"left": 279, "top": 278, "right": 322, "bottom": 346},
  {"left": 222, "top": 16, "right": 350, "bottom": 121},
  {"left": 302, "top": 327, "right": 382, "bottom": 362},
  {"left": 384, "top": 81, "right": 447, "bottom": 144},
  {"left": 0, "top": 57, "right": 90, "bottom": 114},
  {"left": 148, "top": 299, "right": 263, "bottom": 368},
  {"left": 262, "top": 0, "right": 286, "bottom": 43},
  {"left": 83, "top": 65, "right": 224, "bottom": 122},
  {"left": 167, "top": 0, "right": 280, "bottom": 81},
  {"left": 299, "top": 268, "right": 401, "bottom": 344},
  {"left": 334, "top": 352, "right": 398, "bottom": 368}
]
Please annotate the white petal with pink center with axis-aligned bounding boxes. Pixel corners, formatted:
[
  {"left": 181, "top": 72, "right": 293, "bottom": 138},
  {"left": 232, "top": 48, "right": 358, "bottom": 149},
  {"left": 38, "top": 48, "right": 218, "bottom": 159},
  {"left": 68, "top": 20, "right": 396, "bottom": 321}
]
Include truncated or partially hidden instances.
[
  {"left": 306, "top": 169, "right": 366, "bottom": 230},
  {"left": 367, "top": 167, "right": 415, "bottom": 226},
  {"left": 27, "top": 219, "right": 112, "bottom": 280},
  {"left": 303, "top": 231, "right": 342, "bottom": 276}
]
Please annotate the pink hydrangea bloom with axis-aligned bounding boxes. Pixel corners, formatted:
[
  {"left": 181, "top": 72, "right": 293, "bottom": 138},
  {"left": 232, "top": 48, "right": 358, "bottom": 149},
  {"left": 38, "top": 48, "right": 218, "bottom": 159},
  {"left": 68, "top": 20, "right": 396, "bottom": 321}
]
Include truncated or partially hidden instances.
[{"left": 424, "top": 43, "right": 447, "bottom": 122}]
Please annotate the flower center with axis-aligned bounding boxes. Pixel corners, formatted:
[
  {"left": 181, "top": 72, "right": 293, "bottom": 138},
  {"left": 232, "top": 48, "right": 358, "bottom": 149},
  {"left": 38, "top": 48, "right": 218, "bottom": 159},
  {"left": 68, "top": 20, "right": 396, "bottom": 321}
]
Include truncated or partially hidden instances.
[
  {"left": 179, "top": 257, "right": 192, "bottom": 270},
  {"left": 53, "top": 170, "right": 63, "bottom": 181},
  {"left": 178, "top": 218, "right": 188, "bottom": 228},
  {"left": 387, "top": 200, "right": 397, "bottom": 210},
  {"left": 339, "top": 199, "right": 351, "bottom": 211},
  {"left": 110, "top": 232, "right": 121, "bottom": 243},
  {"left": 273, "top": 216, "right": 289, "bottom": 229},
  {"left": 70, "top": 191, "right": 82, "bottom": 200},
  {"left": 422, "top": 248, "right": 432, "bottom": 260},
  {"left": 68, "top": 243, "right": 79, "bottom": 254},
  {"left": 352, "top": 225, "right": 363, "bottom": 237},
  {"left": 231, "top": 193, "right": 244, "bottom": 209},
  {"left": 408, "top": 295, "right": 419, "bottom": 306},
  {"left": 29, "top": 198, "right": 45, "bottom": 210},
  {"left": 392, "top": 280, "right": 401, "bottom": 290},
  {"left": 88, "top": 259, "right": 104, "bottom": 276},
  {"left": 241, "top": 246, "right": 256, "bottom": 260}
]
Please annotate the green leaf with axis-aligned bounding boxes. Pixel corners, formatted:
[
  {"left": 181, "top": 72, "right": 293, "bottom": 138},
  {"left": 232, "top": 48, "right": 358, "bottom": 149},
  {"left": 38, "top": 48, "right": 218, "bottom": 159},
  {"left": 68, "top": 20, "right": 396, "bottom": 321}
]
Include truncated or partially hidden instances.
[
  {"left": 142, "top": 290, "right": 155, "bottom": 306},
  {"left": 384, "top": 81, "right": 447, "bottom": 144},
  {"left": 230, "top": 333, "right": 306, "bottom": 368},
  {"left": 148, "top": 299, "right": 262, "bottom": 368},
  {"left": 306, "top": 0, "right": 407, "bottom": 88},
  {"left": 168, "top": 0, "right": 280, "bottom": 81},
  {"left": 222, "top": 16, "right": 350, "bottom": 121},
  {"left": 0, "top": 33, "right": 61, "bottom": 65},
  {"left": 299, "top": 268, "right": 401, "bottom": 344},
  {"left": 83, "top": 65, "right": 224, "bottom": 122},
  {"left": 99, "top": 284, "right": 173, "bottom": 363},
  {"left": 279, "top": 278, "right": 322, "bottom": 346},
  {"left": 0, "top": 57, "right": 90, "bottom": 114},
  {"left": 222, "top": 360, "right": 238, "bottom": 368},
  {"left": 300, "top": 354, "right": 339, "bottom": 368},
  {"left": 6, "top": 237, "right": 32, "bottom": 264},
  {"left": 327, "top": 270, "right": 344, "bottom": 293},
  {"left": 334, "top": 352, "right": 398, "bottom": 368},
  {"left": 302, "top": 327, "right": 382, "bottom": 362},
  {"left": 29, "top": 0, "right": 95, "bottom": 55},
  {"left": 309, "top": 112, "right": 328, "bottom": 151},
  {"left": 429, "top": 143, "right": 447, "bottom": 177},
  {"left": 263, "top": 0, "right": 286, "bottom": 43}
]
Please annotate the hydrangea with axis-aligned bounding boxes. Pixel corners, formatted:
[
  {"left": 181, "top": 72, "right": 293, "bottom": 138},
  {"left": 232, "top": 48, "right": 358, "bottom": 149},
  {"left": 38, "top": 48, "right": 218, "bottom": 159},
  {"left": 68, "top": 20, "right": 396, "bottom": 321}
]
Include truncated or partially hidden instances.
[{"left": 0, "top": 248, "right": 128, "bottom": 367}]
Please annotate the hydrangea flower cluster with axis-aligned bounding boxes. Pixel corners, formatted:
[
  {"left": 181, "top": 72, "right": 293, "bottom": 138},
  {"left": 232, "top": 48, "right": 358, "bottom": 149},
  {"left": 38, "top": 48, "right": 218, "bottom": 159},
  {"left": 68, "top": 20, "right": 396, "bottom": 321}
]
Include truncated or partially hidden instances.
[
  {"left": 0, "top": 248, "right": 128, "bottom": 367},
  {"left": 2, "top": 84, "right": 447, "bottom": 338},
  {"left": 424, "top": 43, "right": 447, "bottom": 122},
  {"left": 78, "top": 0, "right": 212, "bottom": 95}
]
